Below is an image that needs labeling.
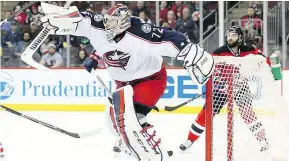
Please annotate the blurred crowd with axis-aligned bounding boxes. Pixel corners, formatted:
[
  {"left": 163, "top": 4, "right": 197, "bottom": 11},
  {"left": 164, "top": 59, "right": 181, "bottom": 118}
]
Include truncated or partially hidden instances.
[{"left": 1, "top": 1, "right": 288, "bottom": 68}]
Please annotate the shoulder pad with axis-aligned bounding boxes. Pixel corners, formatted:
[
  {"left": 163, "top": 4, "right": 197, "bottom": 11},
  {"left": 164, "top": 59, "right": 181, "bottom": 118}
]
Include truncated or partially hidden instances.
[
  {"left": 81, "top": 11, "right": 105, "bottom": 29},
  {"left": 127, "top": 22, "right": 153, "bottom": 40},
  {"left": 81, "top": 11, "right": 93, "bottom": 18},
  {"left": 212, "top": 45, "right": 229, "bottom": 54},
  {"left": 130, "top": 16, "right": 142, "bottom": 24},
  {"left": 241, "top": 45, "right": 256, "bottom": 52}
]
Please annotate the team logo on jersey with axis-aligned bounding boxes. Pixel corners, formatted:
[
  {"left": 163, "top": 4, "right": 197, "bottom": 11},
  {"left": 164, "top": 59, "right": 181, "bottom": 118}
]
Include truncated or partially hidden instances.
[
  {"left": 103, "top": 50, "right": 131, "bottom": 70},
  {"left": 141, "top": 24, "right": 152, "bottom": 33},
  {"left": 94, "top": 14, "right": 104, "bottom": 22}
]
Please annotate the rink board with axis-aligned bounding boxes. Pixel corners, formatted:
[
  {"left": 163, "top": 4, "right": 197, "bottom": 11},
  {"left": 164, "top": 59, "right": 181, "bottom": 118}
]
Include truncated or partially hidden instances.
[{"left": 0, "top": 69, "right": 288, "bottom": 113}]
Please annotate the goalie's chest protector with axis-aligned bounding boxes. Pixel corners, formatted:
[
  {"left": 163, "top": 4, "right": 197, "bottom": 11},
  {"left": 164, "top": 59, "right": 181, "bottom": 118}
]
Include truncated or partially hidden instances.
[{"left": 89, "top": 24, "right": 163, "bottom": 82}]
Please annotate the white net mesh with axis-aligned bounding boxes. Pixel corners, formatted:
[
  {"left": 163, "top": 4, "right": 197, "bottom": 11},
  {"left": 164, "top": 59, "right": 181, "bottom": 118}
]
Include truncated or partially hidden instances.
[{"left": 206, "top": 55, "right": 289, "bottom": 161}]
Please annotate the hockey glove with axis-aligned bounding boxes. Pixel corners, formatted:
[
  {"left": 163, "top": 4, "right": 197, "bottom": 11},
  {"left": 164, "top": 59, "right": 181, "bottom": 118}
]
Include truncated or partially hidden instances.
[
  {"left": 177, "top": 43, "right": 214, "bottom": 85},
  {"left": 83, "top": 54, "right": 100, "bottom": 73},
  {"left": 40, "top": 2, "right": 82, "bottom": 35}
]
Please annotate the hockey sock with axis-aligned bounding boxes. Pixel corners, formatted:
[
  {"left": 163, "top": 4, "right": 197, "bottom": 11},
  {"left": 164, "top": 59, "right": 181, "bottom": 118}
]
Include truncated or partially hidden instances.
[
  {"left": 249, "top": 121, "right": 269, "bottom": 149},
  {"left": 188, "top": 109, "right": 206, "bottom": 142},
  {"left": 238, "top": 105, "right": 269, "bottom": 148}
]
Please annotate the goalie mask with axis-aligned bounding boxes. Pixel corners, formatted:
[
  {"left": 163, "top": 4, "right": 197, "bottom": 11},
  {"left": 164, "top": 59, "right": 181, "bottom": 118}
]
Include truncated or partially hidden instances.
[
  {"left": 103, "top": 4, "right": 131, "bottom": 41},
  {"left": 225, "top": 26, "right": 244, "bottom": 48}
]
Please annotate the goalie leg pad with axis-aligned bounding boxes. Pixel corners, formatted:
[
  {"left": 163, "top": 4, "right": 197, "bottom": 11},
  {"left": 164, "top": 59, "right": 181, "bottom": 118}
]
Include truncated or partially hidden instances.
[
  {"left": 110, "top": 85, "right": 168, "bottom": 161},
  {"left": 104, "top": 102, "right": 119, "bottom": 136}
]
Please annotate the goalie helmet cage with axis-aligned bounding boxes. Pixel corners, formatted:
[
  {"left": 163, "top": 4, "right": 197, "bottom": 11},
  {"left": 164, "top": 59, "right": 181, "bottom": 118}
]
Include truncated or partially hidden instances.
[{"left": 205, "top": 55, "right": 289, "bottom": 161}]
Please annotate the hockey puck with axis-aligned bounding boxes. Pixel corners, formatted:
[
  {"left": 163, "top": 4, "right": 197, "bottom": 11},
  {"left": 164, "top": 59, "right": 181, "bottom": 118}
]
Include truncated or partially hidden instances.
[{"left": 167, "top": 150, "right": 173, "bottom": 157}]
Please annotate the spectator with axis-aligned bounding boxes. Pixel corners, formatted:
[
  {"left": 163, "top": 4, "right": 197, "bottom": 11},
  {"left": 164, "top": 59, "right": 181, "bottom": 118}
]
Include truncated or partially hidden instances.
[
  {"left": 159, "top": 1, "right": 169, "bottom": 23},
  {"left": 138, "top": 10, "right": 153, "bottom": 24},
  {"left": 13, "top": 5, "right": 27, "bottom": 24},
  {"left": 192, "top": 11, "right": 200, "bottom": 28},
  {"left": 2, "top": 21, "right": 21, "bottom": 47},
  {"left": 80, "top": 42, "right": 87, "bottom": 50},
  {"left": 1, "top": 10, "right": 12, "bottom": 32},
  {"left": 253, "top": 1, "right": 263, "bottom": 19},
  {"left": 29, "top": 22, "right": 41, "bottom": 39},
  {"left": 133, "top": 1, "right": 149, "bottom": 17},
  {"left": 171, "top": 1, "right": 186, "bottom": 20},
  {"left": 40, "top": 36, "right": 56, "bottom": 55},
  {"left": 176, "top": 7, "right": 199, "bottom": 43},
  {"left": 40, "top": 44, "right": 63, "bottom": 68},
  {"left": 74, "top": 49, "right": 88, "bottom": 66},
  {"left": 165, "top": 10, "right": 176, "bottom": 28},
  {"left": 14, "top": 31, "right": 41, "bottom": 67},
  {"left": 246, "top": 34, "right": 263, "bottom": 51},
  {"left": 74, "top": 36, "right": 91, "bottom": 50},
  {"left": 25, "top": 8, "right": 32, "bottom": 24},
  {"left": 241, "top": 6, "right": 262, "bottom": 37},
  {"left": 187, "top": 1, "right": 209, "bottom": 16},
  {"left": 29, "top": 4, "right": 44, "bottom": 27},
  {"left": 14, "top": 31, "right": 31, "bottom": 57}
]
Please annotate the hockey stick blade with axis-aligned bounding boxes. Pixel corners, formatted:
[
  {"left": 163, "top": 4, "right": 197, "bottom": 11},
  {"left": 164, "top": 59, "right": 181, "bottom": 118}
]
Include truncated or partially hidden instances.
[
  {"left": 164, "top": 92, "right": 206, "bottom": 112},
  {"left": 0, "top": 105, "right": 101, "bottom": 138},
  {"left": 21, "top": 26, "right": 54, "bottom": 70},
  {"left": 21, "top": 1, "right": 73, "bottom": 70}
]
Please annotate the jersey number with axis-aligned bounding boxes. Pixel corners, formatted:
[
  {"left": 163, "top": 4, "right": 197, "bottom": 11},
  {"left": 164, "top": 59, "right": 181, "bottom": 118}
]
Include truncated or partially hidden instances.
[{"left": 152, "top": 28, "right": 164, "bottom": 39}]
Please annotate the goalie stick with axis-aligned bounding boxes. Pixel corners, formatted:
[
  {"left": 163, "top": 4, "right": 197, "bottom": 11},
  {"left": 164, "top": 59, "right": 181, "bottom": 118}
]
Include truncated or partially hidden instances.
[
  {"left": 0, "top": 1, "right": 37, "bottom": 27},
  {"left": 20, "top": 1, "right": 73, "bottom": 70},
  {"left": 0, "top": 105, "right": 102, "bottom": 138},
  {"left": 9, "top": 1, "right": 102, "bottom": 138}
]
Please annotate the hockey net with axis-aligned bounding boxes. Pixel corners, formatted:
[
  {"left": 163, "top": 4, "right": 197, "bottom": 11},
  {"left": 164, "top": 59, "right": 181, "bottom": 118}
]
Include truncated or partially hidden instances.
[{"left": 205, "top": 55, "right": 289, "bottom": 161}]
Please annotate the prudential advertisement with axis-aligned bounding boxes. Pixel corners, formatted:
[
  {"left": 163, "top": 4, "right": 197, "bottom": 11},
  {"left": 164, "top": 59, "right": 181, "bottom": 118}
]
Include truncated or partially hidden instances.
[{"left": 0, "top": 69, "right": 287, "bottom": 113}]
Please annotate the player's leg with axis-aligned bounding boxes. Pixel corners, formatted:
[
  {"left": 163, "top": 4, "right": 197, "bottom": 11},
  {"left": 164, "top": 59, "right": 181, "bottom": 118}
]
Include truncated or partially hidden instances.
[
  {"left": 112, "top": 67, "right": 167, "bottom": 154},
  {"left": 104, "top": 99, "right": 132, "bottom": 154},
  {"left": 235, "top": 89, "right": 269, "bottom": 152},
  {"left": 109, "top": 85, "right": 169, "bottom": 161},
  {"left": 180, "top": 91, "right": 228, "bottom": 151},
  {"left": 110, "top": 68, "right": 171, "bottom": 160}
]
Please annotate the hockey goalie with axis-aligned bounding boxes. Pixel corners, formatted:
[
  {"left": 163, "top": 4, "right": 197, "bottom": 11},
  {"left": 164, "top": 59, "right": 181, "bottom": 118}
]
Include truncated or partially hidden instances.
[
  {"left": 39, "top": 3, "right": 214, "bottom": 161},
  {"left": 180, "top": 26, "right": 289, "bottom": 161}
]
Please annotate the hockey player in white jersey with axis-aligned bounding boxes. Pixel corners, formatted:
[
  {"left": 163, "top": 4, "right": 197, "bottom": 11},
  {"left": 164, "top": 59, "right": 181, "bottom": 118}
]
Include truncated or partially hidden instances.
[{"left": 40, "top": 3, "right": 214, "bottom": 160}]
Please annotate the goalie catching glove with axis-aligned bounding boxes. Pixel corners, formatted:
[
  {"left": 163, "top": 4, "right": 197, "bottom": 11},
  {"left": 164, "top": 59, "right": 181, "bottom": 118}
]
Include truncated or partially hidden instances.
[{"left": 40, "top": 2, "right": 82, "bottom": 35}]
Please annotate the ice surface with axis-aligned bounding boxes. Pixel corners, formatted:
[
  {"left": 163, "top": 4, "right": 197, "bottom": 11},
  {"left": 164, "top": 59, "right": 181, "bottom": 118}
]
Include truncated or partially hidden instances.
[{"left": 0, "top": 111, "right": 207, "bottom": 161}]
